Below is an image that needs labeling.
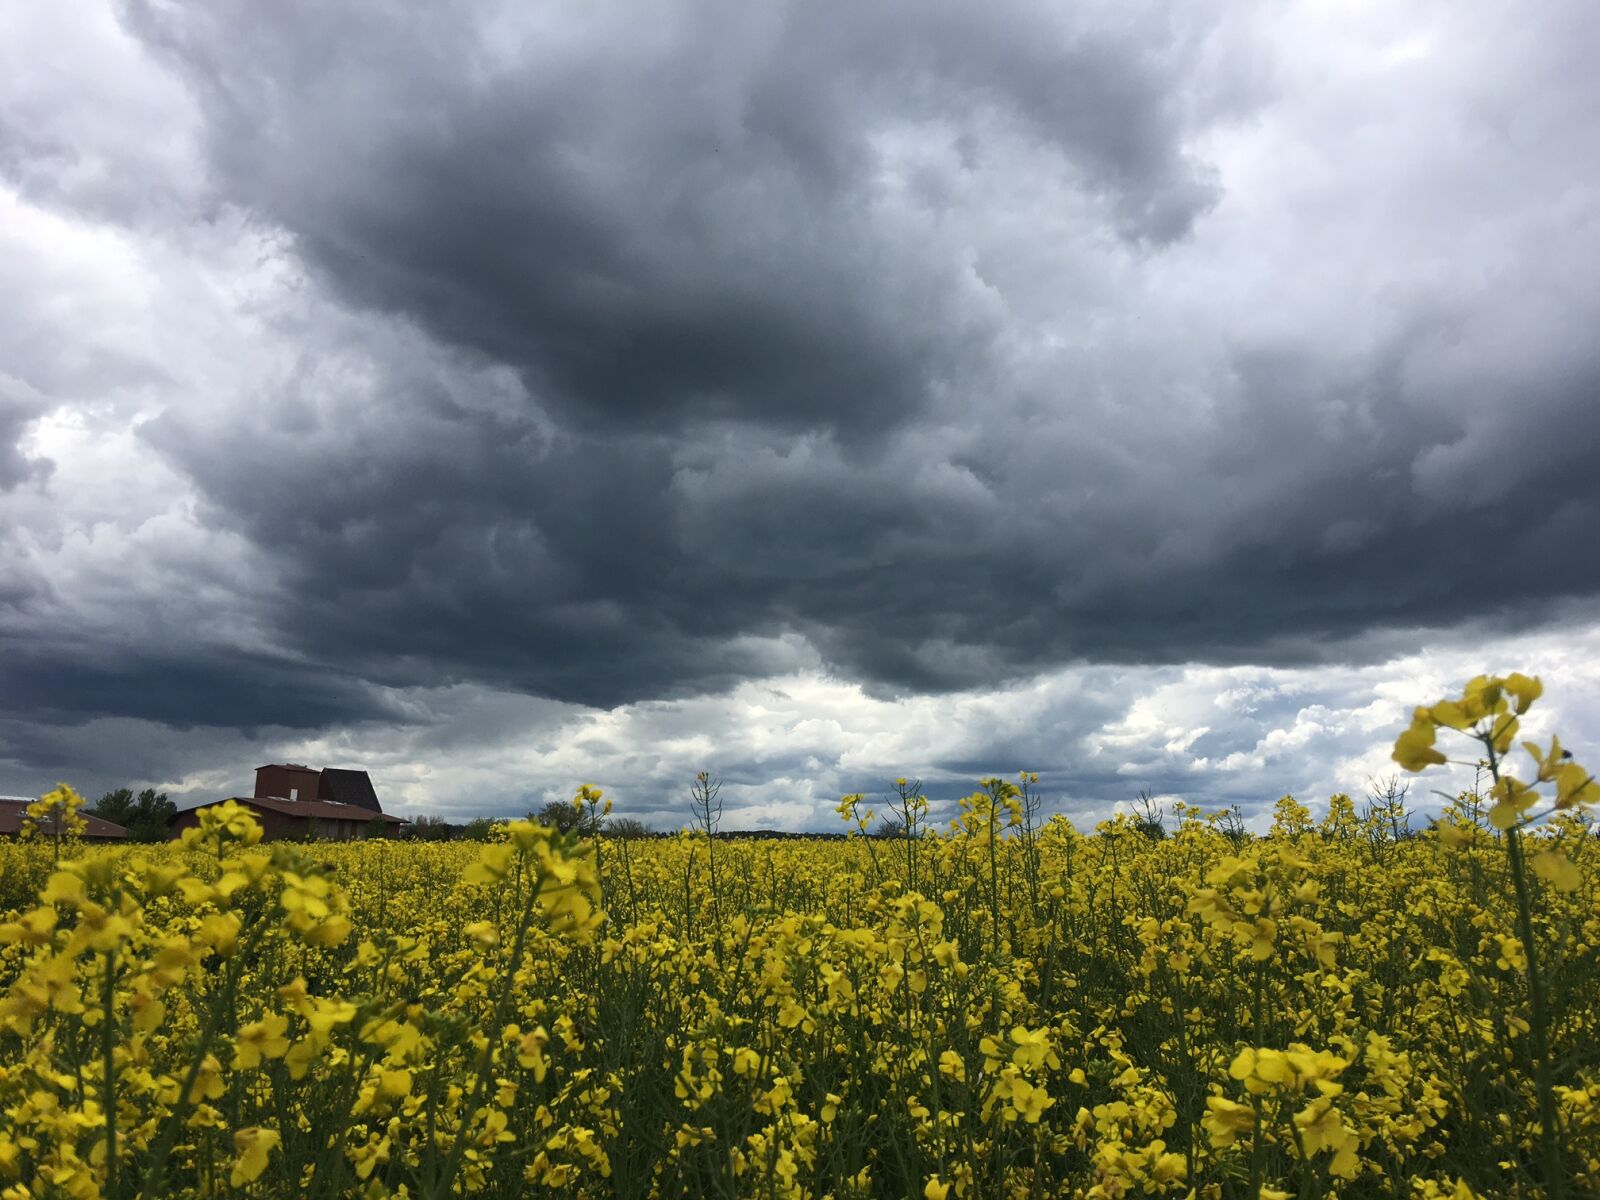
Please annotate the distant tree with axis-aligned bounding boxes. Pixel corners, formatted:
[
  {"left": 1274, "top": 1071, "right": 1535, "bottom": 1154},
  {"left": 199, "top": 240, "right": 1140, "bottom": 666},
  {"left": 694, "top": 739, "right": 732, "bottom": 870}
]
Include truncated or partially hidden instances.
[
  {"left": 91, "top": 787, "right": 176, "bottom": 842},
  {"left": 458, "top": 817, "right": 498, "bottom": 841},
  {"left": 689, "top": 771, "right": 724, "bottom": 925},
  {"left": 1362, "top": 775, "right": 1415, "bottom": 861},
  {"left": 1132, "top": 788, "right": 1166, "bottom": 841},
  {"left": 1214, "top": 803, "right": 1251, "bottom": 850},
  {"left": 92, "top": 788, "right": 136, "bottom": 824},
  {"left": 874, "top": 816, "right": 908, "bottom": 840},
  {"left": 604, "top": 817, "right": 655, "bottom": 840},
  {"left": 689, "top": 771, "right": 723, "bottom": 838},
  {"left": 406, "top": 814, "right": 454, "bottom": 842},
  {"left": 532, "top": 800, "right": 581, "bottom": 834}
]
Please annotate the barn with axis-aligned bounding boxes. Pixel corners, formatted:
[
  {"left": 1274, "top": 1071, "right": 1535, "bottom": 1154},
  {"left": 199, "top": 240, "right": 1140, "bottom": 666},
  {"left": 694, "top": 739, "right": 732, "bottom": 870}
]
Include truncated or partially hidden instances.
[
  {"left": 0, "top": 797, "right": 129, "bottom": 841},
  {"left": 168, "top": 764, "right": 405, "bottom": 841}
]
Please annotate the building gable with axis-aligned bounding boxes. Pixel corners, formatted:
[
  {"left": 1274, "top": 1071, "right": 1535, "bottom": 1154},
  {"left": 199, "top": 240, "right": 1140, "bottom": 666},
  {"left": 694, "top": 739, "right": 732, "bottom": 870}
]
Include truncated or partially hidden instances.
[{"left": 318, "top": 768, "right": 382, "bottom": 812}]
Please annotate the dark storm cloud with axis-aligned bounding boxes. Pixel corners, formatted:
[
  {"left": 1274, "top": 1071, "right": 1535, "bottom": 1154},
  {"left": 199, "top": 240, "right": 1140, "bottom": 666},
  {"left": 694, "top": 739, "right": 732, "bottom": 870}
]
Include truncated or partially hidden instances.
[
  {"left": 657, "top": 332, "right": 1600, "bottom": 694},
  {"left": 0, "top": 383, "right": 51, "bottom": 490},
  {"left": 6, "top": 0, "right": 1598, "bottom": 748},
  {"left": 107, "top": 0, "right": 1600, "bottom": 712},
  {"left": 137, "top": 337, "right": 819, "bottom": 709},
  {"left": 0, "top": 637, "right": 398, "bottom": 735},
  {"left": 122, "top": 0, "right": 1230, "bottom": 431}
]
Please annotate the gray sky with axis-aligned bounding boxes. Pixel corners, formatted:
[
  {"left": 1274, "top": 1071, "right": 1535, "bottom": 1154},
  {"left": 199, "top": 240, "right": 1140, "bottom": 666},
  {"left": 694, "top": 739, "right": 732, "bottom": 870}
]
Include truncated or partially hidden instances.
[{"left": 3, "top": 0, "right": 1598, "bottom": 829}]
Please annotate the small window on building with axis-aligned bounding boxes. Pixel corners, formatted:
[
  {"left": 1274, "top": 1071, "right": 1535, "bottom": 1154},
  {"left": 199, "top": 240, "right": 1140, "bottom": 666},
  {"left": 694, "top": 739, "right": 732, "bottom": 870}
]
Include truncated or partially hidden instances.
[{"left": 290, "top": 787, "right": 298, "bottom": 800}]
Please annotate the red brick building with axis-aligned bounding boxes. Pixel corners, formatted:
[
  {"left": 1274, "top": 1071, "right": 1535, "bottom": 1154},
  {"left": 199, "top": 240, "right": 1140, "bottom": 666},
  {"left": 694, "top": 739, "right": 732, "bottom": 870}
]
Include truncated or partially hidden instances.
[
  {"left": 0, "top": 797, "right": 128, "bottom": 841},
  {"left": 170, "top": 795, "right": 403, "bottom": 841},
  {"left": 168, "top": 764, "right": 405, "bottom": 842},
  {"left": 253, "top": 763, "right": 321, "bottom": 805}
]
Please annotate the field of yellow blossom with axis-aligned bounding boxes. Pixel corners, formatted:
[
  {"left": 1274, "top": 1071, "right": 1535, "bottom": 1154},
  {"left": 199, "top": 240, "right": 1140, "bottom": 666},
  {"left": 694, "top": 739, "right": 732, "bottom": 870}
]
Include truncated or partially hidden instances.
[{"left": 1, "top": 673, "right": 1597, "bottom": 1198}]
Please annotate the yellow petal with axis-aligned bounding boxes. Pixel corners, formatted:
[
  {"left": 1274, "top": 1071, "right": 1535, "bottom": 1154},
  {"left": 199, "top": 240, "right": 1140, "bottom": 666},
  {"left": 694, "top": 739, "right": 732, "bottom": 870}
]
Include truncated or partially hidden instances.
[
  {"left": 1531, "top": 850, "right": 1582, "bottom": 893},
  {"left": 1393, "top": 725, "right": 1446, "bottom": 772},
  {"left": 1504, "top": 673, "right": 1542, "bottom": 713}
]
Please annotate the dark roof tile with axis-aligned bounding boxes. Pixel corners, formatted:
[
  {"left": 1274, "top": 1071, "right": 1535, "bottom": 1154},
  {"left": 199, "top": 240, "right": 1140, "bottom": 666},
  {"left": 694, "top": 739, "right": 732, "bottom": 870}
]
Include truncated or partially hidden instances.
[
  {"left": 318, "top": 768, "right": 382, "bottom": 812},
  {"left": 201, "top": 796, "right": 404, "bottom": 824},
  {"left": 0, "top": 798, "right": 129, "bottom": 839}
]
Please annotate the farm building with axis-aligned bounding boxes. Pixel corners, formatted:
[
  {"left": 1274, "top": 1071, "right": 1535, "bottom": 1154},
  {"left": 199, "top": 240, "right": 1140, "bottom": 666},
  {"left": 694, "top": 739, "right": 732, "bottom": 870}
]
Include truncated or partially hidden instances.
[
  {"left": 170, "top": 795, "right": 404, "bottom": 841},
  {"left": 168, "top": 764, "right": 405, "bottom": 841},
  {"left": 0, "top": 796, "right": 129, "bottom": 841}
]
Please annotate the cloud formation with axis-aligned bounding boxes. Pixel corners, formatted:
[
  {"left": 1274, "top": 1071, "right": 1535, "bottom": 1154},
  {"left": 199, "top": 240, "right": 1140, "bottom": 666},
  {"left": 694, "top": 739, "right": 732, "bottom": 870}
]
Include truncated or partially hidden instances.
[{"left": 1, "top": 0, "right": 1598, "bottom": 821}]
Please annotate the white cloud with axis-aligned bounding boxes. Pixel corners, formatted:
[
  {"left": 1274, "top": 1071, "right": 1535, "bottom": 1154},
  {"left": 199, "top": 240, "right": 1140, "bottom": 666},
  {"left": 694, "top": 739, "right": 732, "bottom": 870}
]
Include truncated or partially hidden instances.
[
  {"left": 3, "top": 0, "right": 1598, "bottom": 833},
  {"left": 29, "top": 619, "right": 1568, "bottom": 832}
]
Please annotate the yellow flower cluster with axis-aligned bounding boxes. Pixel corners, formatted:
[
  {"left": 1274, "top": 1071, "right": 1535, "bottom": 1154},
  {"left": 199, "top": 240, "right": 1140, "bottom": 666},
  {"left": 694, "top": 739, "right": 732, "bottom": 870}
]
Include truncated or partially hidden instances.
[
  {"left": 0, "top": 695, "right": 1596, "bottom": 1198},
  {"left": 0, "top": 799, "right": 602, "bottom": 1199},
  {"left": 17, "top": 785, "right": 88, "bottom": 854}
]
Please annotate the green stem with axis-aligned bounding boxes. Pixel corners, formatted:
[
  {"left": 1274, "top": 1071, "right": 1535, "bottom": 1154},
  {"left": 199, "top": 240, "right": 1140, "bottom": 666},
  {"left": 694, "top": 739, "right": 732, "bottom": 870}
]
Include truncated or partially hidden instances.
[
  {"left": 423, "top": 871, "right": 539, "bottom": 1200},
  {"left": 137, "top": 922, "right": 265, "bottom": 1200},
  {"left": 1288, "top": 1113, "right": 1323, "bottom": 1200},
  {"left": 1249, "top": 963, "right": 1265, "bottom": 1196},
  {"left": 102, "top": 949, "right": 119, "bottom": 1200},
  {"left": 1480, "top": 725, "right": 1565, "bottom": 1199},
  {"left": 987, "top": 801, "right": 1001, "bottom": 965},
  {"left": 1505, "top": 825, "right": 1566, "bottom": 1198}
]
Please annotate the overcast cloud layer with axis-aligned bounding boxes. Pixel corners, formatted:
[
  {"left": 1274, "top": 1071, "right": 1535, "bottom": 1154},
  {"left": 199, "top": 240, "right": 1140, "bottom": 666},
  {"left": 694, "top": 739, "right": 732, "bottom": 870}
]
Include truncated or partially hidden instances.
[{"left": 2, "top": 0, "right": 1597, "bottom": 826}]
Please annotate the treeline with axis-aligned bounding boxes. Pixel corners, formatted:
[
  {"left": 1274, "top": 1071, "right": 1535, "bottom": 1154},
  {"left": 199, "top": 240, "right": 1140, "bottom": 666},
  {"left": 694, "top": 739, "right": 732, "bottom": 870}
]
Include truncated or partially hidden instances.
[
  {"left": 89, "top": 787, "right": 176, "bottom": 841},
  {"left": 400, "top": 811, "right": 857, "bottom": 843}
]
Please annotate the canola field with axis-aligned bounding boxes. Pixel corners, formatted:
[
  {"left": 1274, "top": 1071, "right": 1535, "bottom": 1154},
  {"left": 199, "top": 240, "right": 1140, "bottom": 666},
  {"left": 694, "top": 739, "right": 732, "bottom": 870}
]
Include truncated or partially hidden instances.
[{"left": 1, "top": 674, "right": 1598, "bottom": 1199}]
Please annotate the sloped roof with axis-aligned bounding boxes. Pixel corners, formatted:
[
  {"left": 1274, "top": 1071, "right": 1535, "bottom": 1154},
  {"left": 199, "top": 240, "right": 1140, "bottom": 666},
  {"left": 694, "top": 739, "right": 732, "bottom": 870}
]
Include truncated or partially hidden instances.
[
  {"left": 318, "top": 768, "right": 382, "bottom": 812},
  {"left": 0, "top": 798, "right": 129, "bottom": 840},
  {"left": 210, "top": 796, "right": 404, "bottom": 824}
]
